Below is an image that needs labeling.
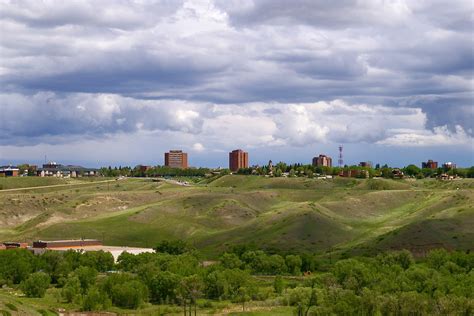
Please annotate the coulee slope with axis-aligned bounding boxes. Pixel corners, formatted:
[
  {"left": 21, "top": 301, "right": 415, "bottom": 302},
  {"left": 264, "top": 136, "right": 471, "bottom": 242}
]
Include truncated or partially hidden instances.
[{"left": 0, "top": 176, "right": 472, "bottom": 257}]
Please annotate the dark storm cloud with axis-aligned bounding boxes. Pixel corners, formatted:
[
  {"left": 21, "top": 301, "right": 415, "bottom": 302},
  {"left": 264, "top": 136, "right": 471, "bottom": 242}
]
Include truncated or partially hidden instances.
[
  {"left": 214, "top": 0, "right": 390, "bottom": 29},
  {"left": 0, "top": 0, "right": 472, "bottom": 152},
  {"left": 0, "top": 0, "right": 184, "bottom": 29}
]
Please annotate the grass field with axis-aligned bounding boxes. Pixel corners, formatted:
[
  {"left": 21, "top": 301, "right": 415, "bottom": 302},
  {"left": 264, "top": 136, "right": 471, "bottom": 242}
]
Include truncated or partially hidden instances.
[{"left": 0, "top": 175, "right": 472, "bottom": 258}]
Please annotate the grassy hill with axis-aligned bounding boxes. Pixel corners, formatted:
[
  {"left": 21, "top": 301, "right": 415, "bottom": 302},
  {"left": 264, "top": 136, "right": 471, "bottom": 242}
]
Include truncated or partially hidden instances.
[{"left": 0, "top": 175, "right": 472, "bottom": 258}]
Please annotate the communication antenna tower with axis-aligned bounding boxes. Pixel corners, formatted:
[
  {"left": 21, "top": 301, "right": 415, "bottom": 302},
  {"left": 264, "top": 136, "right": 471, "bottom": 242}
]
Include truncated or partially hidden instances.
[{"left": 338, "top": 145, "right": 343, "bottom": 167}]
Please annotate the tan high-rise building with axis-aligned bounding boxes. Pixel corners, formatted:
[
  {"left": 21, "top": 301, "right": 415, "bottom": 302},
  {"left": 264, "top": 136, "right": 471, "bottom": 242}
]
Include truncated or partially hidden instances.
[
  {"left": 164, "top": 150, "right": 188, "bottom": 169},
  {"left": 229, "top": 149, "right": 249, "bottom": 172},
  {"left": 312, "top": 154, "right": 332, "bottom": 168}
]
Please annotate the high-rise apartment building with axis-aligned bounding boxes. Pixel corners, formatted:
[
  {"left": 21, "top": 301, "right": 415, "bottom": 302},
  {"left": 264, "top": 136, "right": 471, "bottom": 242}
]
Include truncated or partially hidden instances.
[
  {"left": 442, "top": 162, "right": 456, "bottom": 169},
  {"left": 164, "top": 150, "right": 188, "bottom": 169},
  {"left": 229, "top": 149, "right": 249, "bottom": 172},
  {"left": 422, "top": 160, "right": 438, "bottom": 169},
  {"left": 312, "top": 154, "right": 332, "bottom": 168}
]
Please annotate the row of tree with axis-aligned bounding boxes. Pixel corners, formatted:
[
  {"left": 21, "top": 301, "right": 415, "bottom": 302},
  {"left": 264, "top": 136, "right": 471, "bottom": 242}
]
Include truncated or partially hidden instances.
[
  {"left": 238, "top": 163, "right": 474, "bottom": 179},
  {"left": 97, "top": 163, "right": 474, "bottom": 179},
  {"left": 99, "top": 166, "right": 212, "bottom": 178},
  {"left": 0, "top": 244, "right": 472, "bottom": 314}
]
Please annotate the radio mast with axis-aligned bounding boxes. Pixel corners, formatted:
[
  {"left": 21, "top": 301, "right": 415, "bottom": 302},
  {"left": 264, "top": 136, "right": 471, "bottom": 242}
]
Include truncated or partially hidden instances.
[{"left": 338, "top": 145, "right": 343, "bottom": 167}]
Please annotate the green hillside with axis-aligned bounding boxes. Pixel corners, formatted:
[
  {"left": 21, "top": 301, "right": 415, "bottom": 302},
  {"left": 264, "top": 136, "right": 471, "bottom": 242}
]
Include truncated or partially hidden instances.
[{"left": 0, "top": 175, "right": 472, "bottom": 257}]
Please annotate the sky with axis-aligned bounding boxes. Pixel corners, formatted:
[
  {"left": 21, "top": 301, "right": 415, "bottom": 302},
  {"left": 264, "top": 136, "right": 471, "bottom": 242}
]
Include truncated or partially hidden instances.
[{"left": 0, "top": 0, "right": 473, "bottom": 168}]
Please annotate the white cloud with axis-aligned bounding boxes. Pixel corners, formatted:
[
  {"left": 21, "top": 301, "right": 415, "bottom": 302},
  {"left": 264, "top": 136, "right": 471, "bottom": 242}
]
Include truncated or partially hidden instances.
[
  {"left": 378, "top": 125, "right": 473, "bottom": 147},
  {"left": 1, "top": 92, "right": 471, "bottom": 150},
  {"left": 192, "top": 142, "right": 205, "bottom": 152}
]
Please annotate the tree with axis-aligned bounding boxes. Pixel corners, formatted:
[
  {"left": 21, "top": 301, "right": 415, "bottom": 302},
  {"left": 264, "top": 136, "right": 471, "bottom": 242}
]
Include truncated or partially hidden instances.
[
  {"left": 61, "top": 276, "right": 81, "bottom": 303},
  {"left": 286, "top": 255, "right": 302, "bottom": 275},
  {"left": 235, "top": 287, "right": 251, "bottom": 311},
  {"left": 39, "top": 251, "right": 72, "bottom": 284},
  {"left": 110, "top": 280, "right": 148, "bottom": 309},
  {"left": 274, "top": 168, "right": 283, "bottom": 177},
  {"left": 74, "top": 266, "right": 97, "bottom": 294},
  {"left": 426, "top": 249, "right": 449, "bottom": 270},
  {"left": 149, "top": 271, "right": 180, "bottom": 303},
  {"left": 80, "top": 251, "right": 114, "bottom": 272},
  {"left": 220, "top": 253, "right": 243, "bottom": 269},
  {"left": 0, "top": 249, "right": 36, "bottom": 284},
  {"left": 403, "top": 164, "right": 421, "bottom": 177},
  {"left": 205, "top": 268, "right": 251, "bottom": 300},
  {"left": 155, "top": 239, "right": 191, "bottom": 255},
  {"left": 377, "top": 250, "right": 414, "bottom": 270},
  {"left": 82, "top": 287, "right": 110, "bottom": 311},
  {"left": 178, "top": 275, "right": 204, "bottom": 316},
  {"left": 20, "top": 272, "right": 50, "bottom": 298},
  {"left": 273, "top": 276, "right": 284, "bottom": 294},
  {"left": 333, "top": 259, "right": 370, "bottom": 294}
]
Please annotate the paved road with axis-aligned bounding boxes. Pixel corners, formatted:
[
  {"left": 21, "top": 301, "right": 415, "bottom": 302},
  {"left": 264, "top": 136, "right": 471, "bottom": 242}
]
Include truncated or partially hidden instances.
[{"left": 0, "top": 179, "right": 117, "bottom": 192}]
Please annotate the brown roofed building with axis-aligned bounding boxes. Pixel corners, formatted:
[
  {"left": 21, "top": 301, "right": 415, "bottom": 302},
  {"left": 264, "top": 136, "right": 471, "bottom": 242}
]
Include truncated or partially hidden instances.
[
  {"left": 229, "top": 149, "right": 249, "bottom": 172},
  {"left": 312, "top": 155, "right": 332, "bottom": 168},
  {"left": 164, "top": 150, "right": 188, "bottom": 169},
  {"left": 2, "top": 242, "right": 28, "bottom": 249},
  {"left": 33, "top": 239, "right": 102, "bottom": 249}
]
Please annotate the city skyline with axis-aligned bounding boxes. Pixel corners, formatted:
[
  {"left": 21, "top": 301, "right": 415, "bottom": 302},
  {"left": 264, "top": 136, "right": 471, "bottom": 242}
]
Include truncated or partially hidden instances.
[
  {"left": 0, "top": 1, "right": 473, "bottom": 167},
  {"left": 2, "top": 145, "right": 469, "bottom": 170}
]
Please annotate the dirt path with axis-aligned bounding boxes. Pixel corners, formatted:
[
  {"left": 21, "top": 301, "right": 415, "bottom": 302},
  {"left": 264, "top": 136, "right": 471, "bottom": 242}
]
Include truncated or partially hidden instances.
[{"left": 0, "top": 179, "right": 117, "bottom": 192}]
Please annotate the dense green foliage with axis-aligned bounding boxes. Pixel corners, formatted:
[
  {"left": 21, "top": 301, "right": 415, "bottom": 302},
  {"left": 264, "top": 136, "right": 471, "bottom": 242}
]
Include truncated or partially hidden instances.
[
  {"left": 20, "top": 272, "right": 50, "bottom": 298},
  {"left": 99, "top": 165, "right": 211, "bottom": 177},
  {"left": 0, "top": 246, "right": 473, "bottom": 314}
]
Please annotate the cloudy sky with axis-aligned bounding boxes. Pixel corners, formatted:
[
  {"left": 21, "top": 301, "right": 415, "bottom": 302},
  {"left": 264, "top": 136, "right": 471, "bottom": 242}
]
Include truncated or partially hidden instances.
[{"left": 0, "top": 0, "right": 473, "bottom": 168}]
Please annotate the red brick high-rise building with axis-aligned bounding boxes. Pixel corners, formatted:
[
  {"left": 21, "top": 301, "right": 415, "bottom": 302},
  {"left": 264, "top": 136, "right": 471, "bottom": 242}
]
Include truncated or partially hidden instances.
[
  {"left": 422, "top": 160, "right": 438, "bottom": 169},
  {"left": 164, "top": 150, "right": 188, "bottom": 169},
  {"left": 312, "top": 154, "right": 332, "bottom": 168},
  {"left": 229, "top": 149, "right": 249, "bottom": 172}
]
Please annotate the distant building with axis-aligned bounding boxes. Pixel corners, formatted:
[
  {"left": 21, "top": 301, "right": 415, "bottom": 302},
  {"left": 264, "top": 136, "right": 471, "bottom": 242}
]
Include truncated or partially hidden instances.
[
  {"left": 43, "top": 162, "right": 60, "bottom": 169},
  {"left": 392, "top": 168, "right": 404, "bottom": 179},
  {"left": 359, "top": 161, "right": 372, "bottom": 168},
  {"left": 38, "top": 162, "right": 98, "bottom": 177},
  {"left": 138, "top": 165, "right": 152, "bottom": 172},
  {"left": 164, "top": 150, "right": 188, "bottom": 169},
  {"left": 268, "top": 160, "right": 274, "bottom": 175},
  {"left": 422, "top": 160, "right": 438, "bottom": 169},
  {"left": 442, "top": 162, "right": 456, "bottom": 169},
  {"left": 2, "top": 242, "right": 28, "bottom": 249},
  {"left": 341, "top": 169, "right": 358, "bottom": 177},
  {"left": 229, "top": 149, "right": 249, "bottom": 172},
  {"left": 33, "top": 239, "right": 102, "bottom": 249},
  {"left": 0, "top": 165, "right": 19, "bottom": 177},
  {"left": 312, "top": 155, "right": 332, "bottom": 168}
]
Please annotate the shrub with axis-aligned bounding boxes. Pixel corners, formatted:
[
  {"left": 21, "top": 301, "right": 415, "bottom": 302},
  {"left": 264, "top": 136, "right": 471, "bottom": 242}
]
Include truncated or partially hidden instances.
[
  {"left": 82, "top": 287, "right": 110, "bottom": 311},
  {"left": 61, "top": 276, "right": 81, "bottom": 303},
  {"left": 20, "top": 272, "right": 51, "bottom": 298},
  {"left": 110, "top": 280, "right": 148, "bottom": 309}
]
